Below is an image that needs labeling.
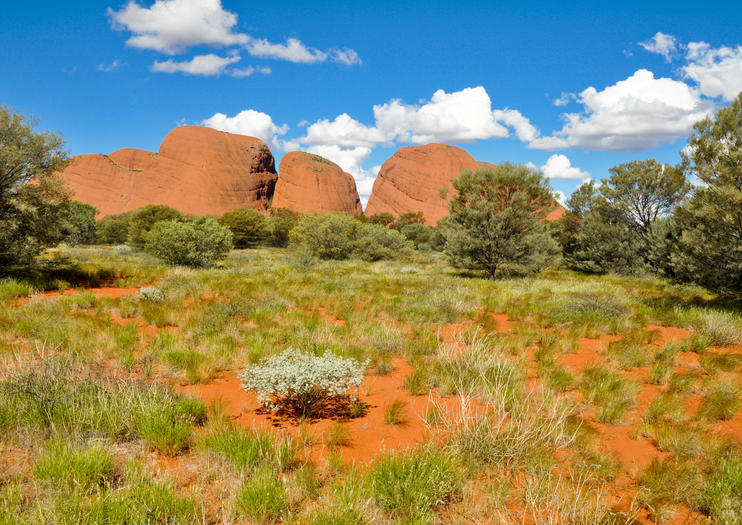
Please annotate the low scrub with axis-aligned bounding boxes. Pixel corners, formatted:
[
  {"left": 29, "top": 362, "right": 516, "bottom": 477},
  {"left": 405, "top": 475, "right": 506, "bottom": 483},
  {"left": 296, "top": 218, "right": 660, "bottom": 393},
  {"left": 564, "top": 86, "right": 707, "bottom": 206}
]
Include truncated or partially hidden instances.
[{"left": 239, "top": 348, "right": 368, "bottom": 419}]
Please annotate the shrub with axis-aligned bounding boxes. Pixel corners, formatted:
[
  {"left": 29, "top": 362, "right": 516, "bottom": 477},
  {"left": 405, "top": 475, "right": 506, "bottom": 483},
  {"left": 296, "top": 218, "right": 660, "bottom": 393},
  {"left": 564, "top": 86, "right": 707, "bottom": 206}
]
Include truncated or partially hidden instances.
[
  {"left": 96, "top": 212, "right": 132, "bottom": 244},
  {"left": 136, "top": 286, "right": 164, "bottom": 303},
  {"left": 126, "top": 205, "right": 183, "bottom": 248},
  {"left": 267, "top": 207, "right": 299, "bottom": 247},
  {"left": 218, "top": 208, "right": 270, "bottom": 248},
  {"left": 367, "top": 447, "right": 462, "bottom": 522},
  {"left": 368, "top": 212, "right": 395, "bottom": 226},
  {"left": 291, "top": 213, "right": 359, "bottom": 260},
  {"left": 239, "top": 348, "right": 368, "bottom": 419},
  {"left": 144, "top": 216, "right": 233, "bottom": 268},
  {"left": 354, "top": 223, "right": 413, "bottom": 261}
]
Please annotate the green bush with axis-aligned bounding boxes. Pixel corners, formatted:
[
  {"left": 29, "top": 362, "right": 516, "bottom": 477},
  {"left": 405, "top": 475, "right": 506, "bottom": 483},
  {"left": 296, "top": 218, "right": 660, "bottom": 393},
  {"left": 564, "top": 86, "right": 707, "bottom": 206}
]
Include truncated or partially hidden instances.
[
  {"left": 95, "top": 212, "right": 132, "bottom": 244},
  {"left": 145, "top": 216, "right": 233, "bottom": 267},
  {"left": 355, "top": 223, "right": 413, "bottom": 261},
  {"left": 0, "top": 106, "right": 72, "bottom": 267},
  {"left": 291, "top": 213, "right": 413, "bottom": 261},
  {"left": 218, "top": 208, "right": 270, "bottom": 248},
  {"left": 267, "top": 207, "right": 299, "bottom": 247},
  {"left": 126, "top": 204, "right": 184, "bottom": 248},
  {"left": 291, "top": 213, "right": 359, "bottom": 260}
]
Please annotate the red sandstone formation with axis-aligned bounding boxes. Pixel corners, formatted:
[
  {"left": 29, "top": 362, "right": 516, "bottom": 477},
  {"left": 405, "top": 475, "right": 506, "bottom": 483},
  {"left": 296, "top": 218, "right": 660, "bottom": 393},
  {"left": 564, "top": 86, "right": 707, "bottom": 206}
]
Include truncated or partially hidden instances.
[
  {"left": 273, "top": 152, "right": 362, "bottom": 215},
  {"left": 58, "top": 126, "right": 277, "bottom": 217},
  {"left": 365, "top": 144, "right": 480, "bottom": 224}
]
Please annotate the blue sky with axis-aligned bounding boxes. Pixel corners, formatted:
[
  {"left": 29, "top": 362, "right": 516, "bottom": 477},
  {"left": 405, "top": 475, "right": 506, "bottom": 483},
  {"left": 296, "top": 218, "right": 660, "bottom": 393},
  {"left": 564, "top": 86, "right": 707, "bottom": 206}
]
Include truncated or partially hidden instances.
[{"left": 3, "top": 0, "right": 742, "bottom": 207}]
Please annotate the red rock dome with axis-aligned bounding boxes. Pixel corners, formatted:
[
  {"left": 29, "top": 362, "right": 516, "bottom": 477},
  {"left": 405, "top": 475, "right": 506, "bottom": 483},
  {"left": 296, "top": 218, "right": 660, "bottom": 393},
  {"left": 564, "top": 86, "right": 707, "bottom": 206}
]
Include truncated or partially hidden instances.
[
  {"left": 273, "top": 152, "right": 362, "bottom": 215},
  {"left": 58, "top": 126, "right": 277, "bottom": 217},
  {"left": 365, "top": 144, "right": 479, "bottom": 224}
]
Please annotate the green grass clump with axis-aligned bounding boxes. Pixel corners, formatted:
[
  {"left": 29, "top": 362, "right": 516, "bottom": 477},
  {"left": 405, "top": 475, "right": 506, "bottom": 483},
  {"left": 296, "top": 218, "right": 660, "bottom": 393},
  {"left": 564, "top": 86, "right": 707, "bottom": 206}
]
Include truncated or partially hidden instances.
[
  {"left": 383, "top": 400, "right": 408, "bottom": 425},
  {"left": 636, "top": 458, "right": 700, "bottom": 523},
  {"left": 697, "top": 449, "right": 742, "bottom": 523},
  {"left": 580, "top": 366, "right": 638, "bottom": 424},
  {"left": 645, "top": 393, "right": 685, "bottom": 424},
  {"left": 199, "top": 424, "right": 278, "bottom": 472},
  {"left": 235, "top": 469, "right": 290, "bottom": 524},
  {"left": 697, "top": 383, "right": 741, "bottom": 422},
  {"left": 545, "top": 365, "right": 574, "bottom": 392},
  {"left": 0, "top": 360, "right": 206, "bottom": 453},
  {"left": 700, "top": 351, "right": 742, "bottom": 373},
  {"left": 33, "top": 439, "right": 115, "bottom": 493},
  {"left": 367, "top": 447, "right": 462, "bottom": 522},
  {"left": 606, "top": 338, "right": 653, "bottom": 370}
]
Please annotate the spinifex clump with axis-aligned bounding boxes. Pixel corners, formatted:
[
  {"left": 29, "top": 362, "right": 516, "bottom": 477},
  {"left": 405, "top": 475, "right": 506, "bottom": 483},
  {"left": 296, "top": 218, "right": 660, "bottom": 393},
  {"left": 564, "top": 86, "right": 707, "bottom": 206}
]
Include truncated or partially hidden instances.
[{"left": 239, "top": 349, "right": 368, "bottom": 419}]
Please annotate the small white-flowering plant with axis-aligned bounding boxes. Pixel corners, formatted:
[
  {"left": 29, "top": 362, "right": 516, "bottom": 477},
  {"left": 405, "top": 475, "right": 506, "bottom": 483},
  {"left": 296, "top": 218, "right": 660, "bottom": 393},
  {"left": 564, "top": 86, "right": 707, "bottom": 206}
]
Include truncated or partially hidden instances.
[
  {"left": 113, "top": 244, "right": 132, "bottom": 255},
  {"left": 239, "top": 349, "right": 369, "bottom": 419},
  {"left": 136, "top": 286, "right": 165, "bottom": 303}
]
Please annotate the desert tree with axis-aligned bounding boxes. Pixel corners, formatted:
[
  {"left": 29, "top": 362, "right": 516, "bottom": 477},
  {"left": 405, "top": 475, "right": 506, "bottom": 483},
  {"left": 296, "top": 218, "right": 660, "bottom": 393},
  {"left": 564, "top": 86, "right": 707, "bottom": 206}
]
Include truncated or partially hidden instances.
[
  {"left": 673, "top": 92, "right": 742, "bottom": 291},
  {"left": 443, "top": 163, "right": 559, "bottom": 278},
  {"left": 0, "top": 106, "right": 72, "bottom": 267}
]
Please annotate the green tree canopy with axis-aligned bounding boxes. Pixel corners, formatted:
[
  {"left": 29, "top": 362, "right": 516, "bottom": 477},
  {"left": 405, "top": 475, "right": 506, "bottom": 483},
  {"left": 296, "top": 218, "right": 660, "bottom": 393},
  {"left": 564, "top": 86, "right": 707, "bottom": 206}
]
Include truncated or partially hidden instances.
[
  {"left": 601, "top": 159, "right": 688, "bottom": 235},
  {"left": 443, "top": 163, "right": 559, "bottom": 278},
  {"left": 218, "top": 208, "right": 270, "bottom": 249},
  {"left": 127, "top": 204, "right": 183, "bottom": 248},
  {"left": 144, "top": 216, "right": 233, "bottom": 268},
  {"left": 673, "top": 92, "right": 742, "bottom": 291},
  {"left": 0, "top": 106, "right": 72, "bottom": 267}
]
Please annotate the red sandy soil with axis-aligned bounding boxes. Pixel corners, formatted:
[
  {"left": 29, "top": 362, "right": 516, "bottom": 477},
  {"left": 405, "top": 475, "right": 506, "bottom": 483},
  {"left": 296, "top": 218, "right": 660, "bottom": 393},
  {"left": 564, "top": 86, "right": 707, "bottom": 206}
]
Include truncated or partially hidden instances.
[
  {"left": 180, "top": 358, "right": 480, "bottom": 468},
  {"left": 14, "top": 286, "right": 144, "bottom": 306}
]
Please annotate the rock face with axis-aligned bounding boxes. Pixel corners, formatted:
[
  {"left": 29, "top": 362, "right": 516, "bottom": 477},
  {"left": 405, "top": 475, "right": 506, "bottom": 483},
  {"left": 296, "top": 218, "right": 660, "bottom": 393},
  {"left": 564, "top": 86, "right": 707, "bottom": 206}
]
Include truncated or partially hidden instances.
[
  {"left": 273, "top": 152, "right": 362, "bottom": 215},
  {"left": 58, "top": 126, "right": 277, "bottom": 217},
  {"left": 365, "top": 144, "right": 479, "bottom": 224}
]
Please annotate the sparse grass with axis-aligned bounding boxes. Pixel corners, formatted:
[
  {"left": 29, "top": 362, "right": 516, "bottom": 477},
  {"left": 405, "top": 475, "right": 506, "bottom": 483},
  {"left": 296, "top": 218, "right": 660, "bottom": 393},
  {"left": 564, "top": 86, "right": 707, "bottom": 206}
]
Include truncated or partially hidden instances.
[
  {"left": 580, "top": 366, "right": 638, "bottom": 424},
  {"left": 697, "top": 382, "right": 741, "bottom": 421},
  {"left": 235, "top": 469, "right": 290, "bottom": 524},
  {"left": 700, "top": 351, "right": 742, "bottom": 373},
  {"left": 2, "top": 246, "right": 741, "bottom": 524},
  {"left": 325, "top": 422, "right": 352, "bottom": 450},
  {"left": 697, "top": 449, "right": 742, "bottom": 523},
  {"left": 198, "top": 424, "right": 278, "bottom": 472},
  {"left": 383, "top": 400, "right": 408, "bottom": 425},
  {"left": 33, "top": 438, "right": 115, "bottom": 493},
  {"left": 367, "top": 447, "right": 462, "bottom": 522},
  {"left": 636, "top": 458, "right": 700, "bottom": 523}
]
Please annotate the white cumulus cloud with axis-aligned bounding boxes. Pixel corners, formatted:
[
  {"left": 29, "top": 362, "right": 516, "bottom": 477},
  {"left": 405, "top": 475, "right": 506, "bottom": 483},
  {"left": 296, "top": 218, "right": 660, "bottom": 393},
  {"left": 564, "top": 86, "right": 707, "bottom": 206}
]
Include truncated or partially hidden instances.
[
  {"left": 108, "top": 0, "right": 248, "bottom": 54},
  {"left": 230, "top": 65, "right": 272, "bottom": 78},
  {"left": 246, "top": 37, "right": 327, "bottom": 63},
  {"left": 639, "top": 32, "right": 678, "bottom": 62},
  {"left": 540, "top": 154, "right": 591, "bottom": 181},
  {"left": 151, "top": 53, "right": 240, "bottom": 75},
  {"left": 201, "top": 109, "right": 289, "bottom": 150},
  {"left": 683, "top": 42, "right": 742, "bottom": 101},
  {"left": 329, "top": 48, "right": 362, "bottom": 65},
  {"left": 373, "top": 87, "right": 510, "bottom": 144},
  {"left": 533, "top": 69, "right": 713, "bottom": 151},
  {"left": 301, "top": 114, "right": 388, "bottom": 148}
]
